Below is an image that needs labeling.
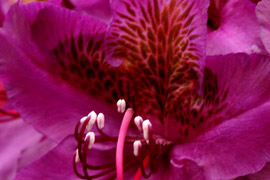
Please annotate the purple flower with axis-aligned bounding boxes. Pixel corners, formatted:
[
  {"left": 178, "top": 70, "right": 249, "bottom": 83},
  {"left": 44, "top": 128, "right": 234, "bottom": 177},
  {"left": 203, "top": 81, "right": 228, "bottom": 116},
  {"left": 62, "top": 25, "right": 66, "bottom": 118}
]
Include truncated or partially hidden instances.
[
  {"left": 1, "top": 0, "right": 270, "bottom": 180},
  {"left": 206, "top": 0, "right": 266, "bottom": 55}
]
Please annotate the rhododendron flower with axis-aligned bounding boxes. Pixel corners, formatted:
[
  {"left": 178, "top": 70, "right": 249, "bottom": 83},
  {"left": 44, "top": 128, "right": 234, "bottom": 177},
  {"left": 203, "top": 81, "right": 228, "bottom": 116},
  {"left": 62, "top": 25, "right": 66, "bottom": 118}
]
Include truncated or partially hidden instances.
[
  {"left": 1, "top": 0, "right": 270, "bottom": 180},
  {"left": 206, "top": 0, "right": 266, "bottom": 55}
]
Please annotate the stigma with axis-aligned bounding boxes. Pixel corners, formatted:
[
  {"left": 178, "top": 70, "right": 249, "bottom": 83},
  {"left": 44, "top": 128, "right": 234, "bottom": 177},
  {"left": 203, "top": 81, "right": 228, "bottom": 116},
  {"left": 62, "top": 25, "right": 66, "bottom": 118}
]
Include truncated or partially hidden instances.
[{"left": 73, "top": 99, "right": 174, "bottom": 180}]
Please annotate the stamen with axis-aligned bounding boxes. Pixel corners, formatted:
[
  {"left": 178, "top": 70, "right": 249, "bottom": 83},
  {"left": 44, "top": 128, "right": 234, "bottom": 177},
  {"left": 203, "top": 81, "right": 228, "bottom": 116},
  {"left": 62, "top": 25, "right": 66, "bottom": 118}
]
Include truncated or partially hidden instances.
[
  {"left": 134, "top": 116, "right": 143, "bottom": 132},
  {"left": 86, "top": 111, "right": 97, "bottom": 131},
  {"left": 117, "top": 99, "right": 126, "bottom": 113},
  {"left": 116, "top": 108, "right": 134, "bottom": 180},
  {"left": 75, "top": 149, "right": 80, "bottom": 163},
  {"left": 74, "top": 104, "right": 172, "bottom": 179},
  {"left": 142, "top": 120, "right": 152, "bottom": 144},
  {"left": 133, "top": 140, "right": 142, "bottom": 157},
  {"left": 97, "top": 113, "right": 105, "bottom": 130},
  {"left": 80, "top": 116, "right": 89, "bottom": 124},
  {"left": 74, "top": 109, "right": 141, "bottom": 180},
  {"left": 134, "top": 155, "right": 150, "bottom": 180},
  {"left": 84, "top": 132, "right": 95, "bottom": 149}
]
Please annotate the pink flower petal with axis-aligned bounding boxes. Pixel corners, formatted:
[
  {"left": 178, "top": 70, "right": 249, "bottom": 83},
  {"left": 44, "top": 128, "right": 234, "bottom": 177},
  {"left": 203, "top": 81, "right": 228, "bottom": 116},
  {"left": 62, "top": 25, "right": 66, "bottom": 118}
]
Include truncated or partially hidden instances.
[
  {"left": 207, "top": 0, "right": 265, "bottom": 55},
  {"left": 0, "top": 3, "right": 123, "bottom": 142},
  {"left": 171, "top": 101, "right": 270, "bottom": 180},
  {"left": 0, "top": 118, "right": 54, "bottom": 180},
  {"left": 237, "top": 163, "right": 270, "bottom": 180}
]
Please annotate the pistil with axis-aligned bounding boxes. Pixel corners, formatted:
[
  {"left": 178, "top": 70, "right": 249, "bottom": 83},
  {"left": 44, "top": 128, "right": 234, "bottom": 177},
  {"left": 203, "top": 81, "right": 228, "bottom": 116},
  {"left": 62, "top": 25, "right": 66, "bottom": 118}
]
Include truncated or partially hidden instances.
[{"left": 116, "top": 108, "right": 134, "bottom": 180}]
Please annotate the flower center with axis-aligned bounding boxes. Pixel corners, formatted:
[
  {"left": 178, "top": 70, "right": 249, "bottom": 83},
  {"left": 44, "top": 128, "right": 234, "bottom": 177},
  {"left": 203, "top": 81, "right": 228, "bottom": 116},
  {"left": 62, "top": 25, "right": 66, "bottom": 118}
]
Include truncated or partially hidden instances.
[{"left": 73, "top": 99, "right": 173, "bottom": 180}]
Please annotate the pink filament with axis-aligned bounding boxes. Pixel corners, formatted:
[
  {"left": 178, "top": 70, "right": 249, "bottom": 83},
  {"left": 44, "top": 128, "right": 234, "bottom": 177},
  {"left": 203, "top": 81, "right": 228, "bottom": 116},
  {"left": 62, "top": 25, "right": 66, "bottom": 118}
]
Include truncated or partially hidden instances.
[
  {"left": 133, "top": 155, "right": 149, "bottom": 180},
  {"left": 116, "top": 108, "right": 134, "bottom": 180}
]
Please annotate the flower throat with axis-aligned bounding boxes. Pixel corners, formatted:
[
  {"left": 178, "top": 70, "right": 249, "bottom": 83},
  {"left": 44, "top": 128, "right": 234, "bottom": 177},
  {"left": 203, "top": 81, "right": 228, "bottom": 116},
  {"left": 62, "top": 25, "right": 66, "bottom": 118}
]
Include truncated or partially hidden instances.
[{"left": 73, "top": 99, "right": 174, "bottom": 180}]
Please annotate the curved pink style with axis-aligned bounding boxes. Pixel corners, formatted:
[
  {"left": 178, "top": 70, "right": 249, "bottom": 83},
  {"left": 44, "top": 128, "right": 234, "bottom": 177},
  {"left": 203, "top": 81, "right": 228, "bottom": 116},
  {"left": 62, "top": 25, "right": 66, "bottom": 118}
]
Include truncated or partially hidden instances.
[{"left": 116, "top": 108, "right": 134, "bottom": 180}]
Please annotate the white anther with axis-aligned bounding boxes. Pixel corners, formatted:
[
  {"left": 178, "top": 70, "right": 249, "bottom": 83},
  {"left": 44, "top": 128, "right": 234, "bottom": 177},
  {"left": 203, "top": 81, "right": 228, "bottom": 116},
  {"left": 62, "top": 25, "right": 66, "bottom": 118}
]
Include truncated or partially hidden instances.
[
  {"left": 117, "top": 99, "right": 126, "bottom": 113},
  {"left": 134, "top": 116, "right": 143, "bottom": 131},
  {"left": 142, "top": 120, "right": 152, "bottom": 144},
  {"left": 84, "top": 132, "right": 95, "bottom": 149},
  {"left": 121, "top": 100, "right": 126, "bottom": 113},
  {"left": 97, "top": 113, "right": 105, "bottom": 130},
  {"left": 133, "top": 140, "right": 142, "bottom": 157},
  {"left": 86, "top": 111, "right": 97, "bottom": 131},
  {"left": 80, "top": 116, "right": 89, "bottom": 124},
  {"left": 75, "top": 149, "right": 80, "bottom": 163},
  {"left": 117, "top": 100, "right": 121, "bottom": 112}
]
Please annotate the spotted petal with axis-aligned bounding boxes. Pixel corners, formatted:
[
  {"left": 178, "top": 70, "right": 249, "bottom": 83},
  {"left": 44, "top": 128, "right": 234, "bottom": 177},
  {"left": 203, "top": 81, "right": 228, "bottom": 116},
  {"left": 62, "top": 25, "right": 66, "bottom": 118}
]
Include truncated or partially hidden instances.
[
  {"left": 172, "top": 102, "right": 270, "bottom": 180},
  {"left": 167, "top": 53, "right": 270, "bottom": 141},
  {"left": 170, "top": 53, "right": 270, "bottom": 180},
  {"left": 0, "top": 2, "right": 126, "bottom": 142},
  {"left": 105, "top": 0, "right": 209, "bottom": 139},
  {"left": 205, "top": 53, "right": 270, "bottom": 121}
]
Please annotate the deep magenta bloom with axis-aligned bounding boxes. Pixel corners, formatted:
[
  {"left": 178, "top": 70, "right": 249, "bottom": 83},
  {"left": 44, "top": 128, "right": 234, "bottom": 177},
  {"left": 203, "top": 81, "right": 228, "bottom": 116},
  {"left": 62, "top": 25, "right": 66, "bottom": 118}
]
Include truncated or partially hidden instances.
[{"left": 1, "top": 0, "right": 270, "bottom": 180}]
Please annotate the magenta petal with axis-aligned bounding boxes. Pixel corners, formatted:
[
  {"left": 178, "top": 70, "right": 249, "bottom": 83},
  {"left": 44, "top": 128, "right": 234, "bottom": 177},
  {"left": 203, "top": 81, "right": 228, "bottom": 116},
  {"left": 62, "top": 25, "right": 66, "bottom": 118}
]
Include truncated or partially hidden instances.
[
  {"left": 237, "top": 164, "right": 270, "bottom": 180},
  {"left": 169, "top": 159, "right": 205, "bottom": 180},
  {"left": 105, "top": 0, "right": 208, "bottom": 70},
  {"left": 0, "top": 118, "right": 50, "bottom": 180},
  {"left": 142, "top": 158, "right": 205, "bottom": 180},
  {"left": 15, "top": 136, "right": 80, "bottom": 180},
  {"left": 207, "top": 0, "right": 265, "bottom": 55},
  {"left": 206, "top": 53, "right": 270, "bottom": 120},
  {"left": 256, "top": 0, "right": 270, "bottom": 54},
  {"left": 15, "top": 136, "right": 126, "bottom": 180},
  {"left": 0, "top": 3, "right": 122, "bottom": 142},
  {"left": 17, "top": 136, "right": 56, "bottom": 172},
  {"left": 171, "top": 102, "right": 270, "bottom": 179},
  {"left": 103, "top": 0, "right": 209, "bottom": 137},
  {"left": 70, "top": 0, "right": 112, "bottom": 23}
]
